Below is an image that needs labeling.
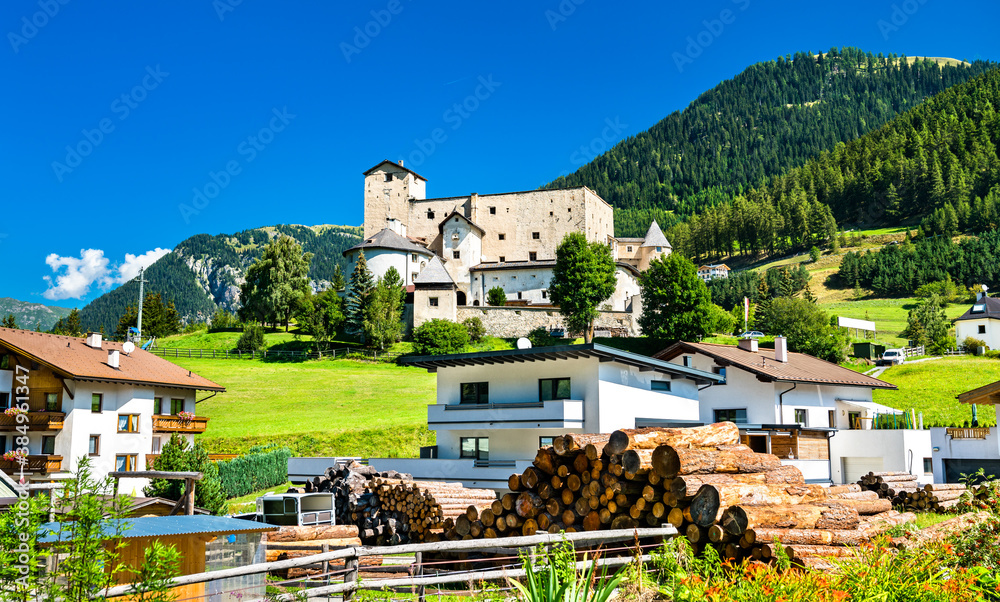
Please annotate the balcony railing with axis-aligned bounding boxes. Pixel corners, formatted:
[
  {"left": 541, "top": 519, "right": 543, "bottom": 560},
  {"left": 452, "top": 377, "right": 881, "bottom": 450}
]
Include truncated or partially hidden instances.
[
  {"left": 0, "top": 455, "right": 63, "bottom": 475},
  {"left": 0, "top": 411, "right": 65, "bottom": 431},
  {"left": 445, "top": 401, "right": 545, "bottom": 411},
  {"left": 428, "top": 399, "right": 584, "bottom": 430},
  {"left": 146, "top": 453, "right": 236, "bottom": 467},
  {"left": 946, "top": 427, "right": 992, "bottom": 440},
  {"left": 152, "top": 415, "right": 209, "bottom": 434}
]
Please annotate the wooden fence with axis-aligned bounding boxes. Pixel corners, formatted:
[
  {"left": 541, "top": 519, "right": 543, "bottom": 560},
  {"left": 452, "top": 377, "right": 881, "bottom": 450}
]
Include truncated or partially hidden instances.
[
  {"left": 902, "top": 345, "right": 925, "bottom": 358},
  {"left": 101, "top": 526, "right": 677, "bottom": 600},
  {"left": 148, "top": 346, "right": 403, "bottom": 362}
]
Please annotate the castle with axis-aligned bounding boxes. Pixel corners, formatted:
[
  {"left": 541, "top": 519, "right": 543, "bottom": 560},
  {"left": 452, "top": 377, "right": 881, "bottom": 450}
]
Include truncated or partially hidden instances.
[{"left": 344, "top": 160, "right": 671, "bottom": 334}]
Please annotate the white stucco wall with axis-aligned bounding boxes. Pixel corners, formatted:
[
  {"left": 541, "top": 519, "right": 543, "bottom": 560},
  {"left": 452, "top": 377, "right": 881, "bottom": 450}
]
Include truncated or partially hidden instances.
[
  {"left": 930, "top": 423, "right": 1000, "bottom": 483},
  {"left": 346, "top": 248, "right": 430, "bottom": 287},
  {"left": 830, "top": 429, "right": 932, "bottom": 485},
  {"left": 439, "top": 216, "right": 482, "bottom": 289},
  {"left": 471, "top": 267, "right": 553, "bottom": 306},
  {"left": 956, "top": 318, "right": 1000, "bottom": 350}
]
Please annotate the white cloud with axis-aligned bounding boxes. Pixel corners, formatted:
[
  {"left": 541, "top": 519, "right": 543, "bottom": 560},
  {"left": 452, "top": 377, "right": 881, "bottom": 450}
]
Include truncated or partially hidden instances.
[{"left": 42, "top": 247, "right": 171, "bottom": 301}]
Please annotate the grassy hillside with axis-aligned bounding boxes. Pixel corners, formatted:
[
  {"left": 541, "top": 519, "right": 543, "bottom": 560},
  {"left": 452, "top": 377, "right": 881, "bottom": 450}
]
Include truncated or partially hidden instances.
[
  {"left": 873, "top": 357, "right": 1000, "bottom": 427},
  {"left": 819, "top": 299, "right": 968, "bottom": 348},
  {"left": 171, "top": 356, "right": 436, "bottom": 457}
]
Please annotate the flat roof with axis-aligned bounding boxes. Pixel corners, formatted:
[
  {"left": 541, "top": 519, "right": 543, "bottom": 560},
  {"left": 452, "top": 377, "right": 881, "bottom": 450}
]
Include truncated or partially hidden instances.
[
  {"left": 38, "top": 515, "right": 276, "bottom": 543},
  {"left": 401, "top": 343, "right": 723, "bottom": 384}
]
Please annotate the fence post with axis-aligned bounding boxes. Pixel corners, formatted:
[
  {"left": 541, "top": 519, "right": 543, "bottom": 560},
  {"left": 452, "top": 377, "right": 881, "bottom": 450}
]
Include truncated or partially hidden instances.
[
  {"left": 321, "top": 543, "right": 329, "bottom": 583},
  {"left": 414, "top": 550, "right": 425, "bottom": 602},
  {"left": 343, "top": 553, "right": 359, "bottom": 601}
]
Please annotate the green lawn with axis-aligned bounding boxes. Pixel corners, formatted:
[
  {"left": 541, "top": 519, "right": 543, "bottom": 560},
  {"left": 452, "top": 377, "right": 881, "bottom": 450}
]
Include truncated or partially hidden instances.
[
  {"left": 223, "top": 481, "right": 292, "bottom": 513},
  {"left": 873, "top": 356, "right": 999, "bottom": 427},
  {"left": 157, "top": 328, "right": 330, "bottom": 351},
  {"left": 819, "top": 297, "right": 968, "bottom": 348},
  {"left": 167, "top": 356, "right": 437, "bottom": 457}
]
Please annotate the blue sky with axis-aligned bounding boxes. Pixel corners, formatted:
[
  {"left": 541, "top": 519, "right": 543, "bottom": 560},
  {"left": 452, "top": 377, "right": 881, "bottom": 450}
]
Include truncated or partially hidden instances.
[{"left": 3, "top": 1, "right": 998, "bottom": 308}]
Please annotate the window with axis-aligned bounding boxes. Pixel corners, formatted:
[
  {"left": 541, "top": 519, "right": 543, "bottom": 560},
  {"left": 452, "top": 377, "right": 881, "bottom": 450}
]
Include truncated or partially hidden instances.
[
  {"left": 517, "top": 292, "right": 522, "bottom": 300},
  {"left": 460, "top": 437, "right": 489, "bottom": 461},
  {"left": 151, "top": 436, "right": 162, "bottom": 454},
  {"left": 0, "top": 436, "right": 6, "bottom": 455},
  {"left": 499, "top": 256, "right": 505, "bottom": 262},
  {"left": 384, "top": 173, "right": 393, "bottom": 182},
  {"left": 411, "top": 253, "right": 418, "bottom": 262},
  {"left": 714, "top": 408, "right": 747, "bottom": 424},
  {"left": 453, "top": 251, "right": 461, "bottom": 259},
  {"left": 539, "top": 436, "right": 555, "bottom": 448},
  {"left": 828, "top": 410, "right": 836, "bottom": 428},
  {"left": 539, "top": 378, "right": 571, "bottom": 402},
  {"left": 712, "top": 367, "right": 727, "bottom": 384},
  {"left": 118, "top": 414, "right": 140, "bottom": 433},
  {"left": 88, "top": 435, "right": 100, "bottom": 456},
  {"left": 532, "top": 232, "right": 540, "bottom": 240},
  {"left": 171, "top": 399, "right": 184, "bottom": 415},
  {"left": 568, "top": 207, "right": 572, "bottom": 212},
  {"left": 529, "top": 252, "right": 537, "bottom": 261},
  {"left": 91, "top": 393, "right": 103, "bottom": 413},
  {"left": 153, "top": 397, "right": 163, "bottom": 415},
  {"left": 41, "top": 436, "right": 55, "bottom": 455},
  {"left": 498, "top": 233, "right": 505, "bottom": 240},
  {"left": 542, "top": 290, "right": 547, "bottom": 299},
  {"left": 489, "top": 206, "right": 496, "bottom": 215},
  {"left": 460, "top": 382, "right": 489, "bottom": 405},
  {"left": 549, "top": 211, "right": 553, "bottom": 216},
  {"left": 412, "top": 272, "right": 418, "bottom": 281},
  {"left": 794, "top": 409, "right": 807, "bottom": 426},
  {"left": 115, "top": 454, "right": 137, "bottom": 472},
  {"left": 626, "top": 246, "right": 633, "bottom": 253},
  {"left": 651, "top": 380, "right": 671, "bottom": 392},
  {"left": 923, "top": 458, "right": 933, "bottom": 474},
  {"left": 682, "top": 356, "right": 692, "bottom": 368},
  {"left": 656, "top": 247, "right": 662, "bottom": 252},
  {"left": 0, "top": 392, "right": 8, "bottom": 410},
  {"left": 427, "top": 210, "right": 435, "bottom": 219},
  {"left": 848, "top": 411, "right": 861, "bottom": 429},
  {"left": 45, "top": 393, "right": 59, "bottom": 411},
  {"left": 429, "top": 297, "right": 439, "bottom": 307},
  {"left": 979, "top": 325, "right": 987, "bottom": 334}
]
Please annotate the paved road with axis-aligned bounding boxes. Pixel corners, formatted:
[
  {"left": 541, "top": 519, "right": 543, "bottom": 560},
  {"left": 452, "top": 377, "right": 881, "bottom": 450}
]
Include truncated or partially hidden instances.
[{"left": 864, "top": 356, "right": 942, "bottom": 379}]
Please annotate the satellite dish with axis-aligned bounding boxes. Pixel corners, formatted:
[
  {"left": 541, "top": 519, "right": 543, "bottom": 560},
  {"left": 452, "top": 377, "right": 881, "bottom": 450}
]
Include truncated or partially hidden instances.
[
  {"left": 122, "top": 341, "right": 136, "bottom": 355},
  {"left": 983, "top": 284, "right": 989, "bottom": 292},
  {"left": 516, "top": 338, "right": 532, "bottom": 350}
]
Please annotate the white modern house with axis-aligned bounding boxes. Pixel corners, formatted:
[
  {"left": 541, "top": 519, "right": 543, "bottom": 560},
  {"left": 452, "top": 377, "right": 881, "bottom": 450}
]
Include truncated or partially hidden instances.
[
  {"left": 654, "top": 338, "right": 930, "bottom": 485},
  {"left": 930, "top": 380, "right": 1000, "bottom": 483},
  {"left": 954, "top": 294, "right": 1000, "bottom": 350},
  {"left": 0, "top": 328, "right": 224, "bottom": 493},
  {"left": 367, "top": 343, "right": 723, "bottom": 489}
]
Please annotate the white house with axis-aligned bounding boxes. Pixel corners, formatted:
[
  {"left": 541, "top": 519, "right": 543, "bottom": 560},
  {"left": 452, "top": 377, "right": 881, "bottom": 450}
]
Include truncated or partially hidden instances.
[
  {"left": 367, "top": 343, "right": 723, "bottom": 489},
  {"left": 954, "top": 294, "right": 1000, "bottom": 350},
  {"left": 343, "top": 227, "right": 436, "bottom": 288},
  {"left": 0, "top": 328, "right": 224, "bottom": 493},
  {"left": 930, "top": 379, "right": 1000, "bottom": 483},
  {"left": 697, "top": 264, "right": 730, "bottom": 282},
  {"left": 654, "top": 338, "right": 929, "bottom": 485}
]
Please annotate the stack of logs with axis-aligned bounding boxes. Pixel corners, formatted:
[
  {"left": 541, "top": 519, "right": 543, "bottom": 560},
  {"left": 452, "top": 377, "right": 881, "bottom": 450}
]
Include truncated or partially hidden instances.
[
  {"left": 477, "top": 422, "right": 913, "bottom": 567},
  {"left": 291, "top": 461, "right": 499, "bottom": 545},
  {"left": 264, "top": 524, "right": 384, "bottom": 579},
  {"left": 856, "top": 471, "right": 920, "bottom": 505},
  {"left": 897, "top": 484, "right": 968, "bottom": 512}
]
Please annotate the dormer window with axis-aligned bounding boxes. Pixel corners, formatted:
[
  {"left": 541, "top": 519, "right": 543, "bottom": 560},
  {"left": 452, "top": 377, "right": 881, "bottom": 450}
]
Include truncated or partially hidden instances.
[{"left": 972, "top": 304, "right": 986, "bottom": 313}]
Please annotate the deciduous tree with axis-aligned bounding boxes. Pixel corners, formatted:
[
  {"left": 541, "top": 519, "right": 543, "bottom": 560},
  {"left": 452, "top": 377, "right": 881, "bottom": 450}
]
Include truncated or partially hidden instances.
[
  {"left": 549, "top": 232, "right": 617, "bottom": 343},
  {"left": 638, "top": 254, "right": 713, "bottom": 342}
]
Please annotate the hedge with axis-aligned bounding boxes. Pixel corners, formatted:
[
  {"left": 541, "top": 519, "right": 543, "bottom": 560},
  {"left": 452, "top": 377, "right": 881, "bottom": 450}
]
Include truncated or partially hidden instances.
[{"left": 215, "top": 445, "right": 292, "bottom": 498}]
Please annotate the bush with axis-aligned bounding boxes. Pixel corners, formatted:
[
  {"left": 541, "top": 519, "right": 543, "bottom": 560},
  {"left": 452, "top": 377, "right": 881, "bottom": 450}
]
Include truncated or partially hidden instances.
[
  {"left": 963, "top": 336, "right": 989, "bottom": 353},
  {"left": 462, "top": 317, "right": 486, "bottom": 343},
  {"left": 809, "top": 245, "right": 821, "bottom": 262},
  {"left": 215, "top": 445, "right": 292, "bottom": 499},
  {"left": 209, "top": 308, "right": 242, "bottom": 332},
  {"left": 526, "top": 327, "right": 560, "bottom": 348},
  {"left": 706, "top": 303, "right": 737, "bottom": 335},
  {"left": 146, "top": 433, "right": 225, "bottom": 514},
  {"left": 413, "top": 319, "right": 469, "bottom": 355},
  {"left": 235, "top": 323, "right": 265, "bottom": 351},
  {"left": 486, "top": 286, "right": 507, "bottom": 306}
]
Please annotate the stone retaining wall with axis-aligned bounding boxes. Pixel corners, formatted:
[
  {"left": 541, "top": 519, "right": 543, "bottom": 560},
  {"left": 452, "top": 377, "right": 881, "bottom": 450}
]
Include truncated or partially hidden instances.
[{"left": 455, "top": 306, "right": 640, "bottom": 338}]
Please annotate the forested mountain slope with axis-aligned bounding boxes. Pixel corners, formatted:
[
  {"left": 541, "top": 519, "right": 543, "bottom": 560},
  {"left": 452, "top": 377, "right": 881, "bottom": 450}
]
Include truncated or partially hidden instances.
[
  {"left": 0, "top": 298, "right": 72, "bottom": 331},
  {"left": 543, "top": 48, "right": 997, "bottom": 237},
  {"left": 78, "top": 224, "right": 361, "bottom": 334}
]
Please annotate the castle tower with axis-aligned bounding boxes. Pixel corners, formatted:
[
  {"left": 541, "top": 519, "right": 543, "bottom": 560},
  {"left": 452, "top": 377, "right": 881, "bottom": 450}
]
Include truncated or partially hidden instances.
[{"left": 362, "top": 160, "right": 428, "bottom": 238}]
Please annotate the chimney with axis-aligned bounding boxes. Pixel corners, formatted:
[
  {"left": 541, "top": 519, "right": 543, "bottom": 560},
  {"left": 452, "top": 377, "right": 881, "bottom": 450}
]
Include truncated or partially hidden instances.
[
  {"left": 737, "top": 338, "right": 759, "bottom": 352},
  {"left": 978, "top": 291, "right": 986, "bottom": 301},
  {"left": 469, "top": 192, "right": 478, "bottom": 221},
  {"left": 398, "top": 159, "right": 404, "bottom": 167},
  {"left": 775, "top": 336, "right": 788, "bottom": 363},
  {"left": 85, "top": 332, "right": 103, "bottom": 349},
  {"left": 107, "top": 350, "right": 120, "bottom": 369}
]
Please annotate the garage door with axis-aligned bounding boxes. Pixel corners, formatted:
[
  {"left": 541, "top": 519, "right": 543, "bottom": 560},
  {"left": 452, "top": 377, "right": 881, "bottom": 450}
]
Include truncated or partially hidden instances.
[{"left": 842, "top": 457, "right": 884, "bottom": 484}]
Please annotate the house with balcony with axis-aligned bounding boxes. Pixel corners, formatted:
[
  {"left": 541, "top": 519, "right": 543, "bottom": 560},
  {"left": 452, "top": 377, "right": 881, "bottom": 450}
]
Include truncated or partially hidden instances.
[
  {"left": 654, "top": 338, "right": 927, "bottom": 485},
  {"left": 0, "top": 328, "right": 223, "bottom": 493},
  {"left": 697, "top": 264, "right": 730, "bottom": 282},
  {"left": 930, "top": 380, "right": 1000, "bottom": 483},
  {"left": 368, "top": 343, "right": 723, "bottom": 489}
]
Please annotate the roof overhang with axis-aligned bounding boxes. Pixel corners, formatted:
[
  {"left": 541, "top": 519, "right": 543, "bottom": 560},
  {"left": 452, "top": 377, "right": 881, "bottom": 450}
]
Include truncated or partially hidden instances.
[
  {"left": 402, "top": 343, "right": 723, "bottom": 384},
  {"left": 958, "top": 379, "right": 1000, "bottom": 405},
  {"left": 363, "top": 159, "right": 428, "bottom": 181}
]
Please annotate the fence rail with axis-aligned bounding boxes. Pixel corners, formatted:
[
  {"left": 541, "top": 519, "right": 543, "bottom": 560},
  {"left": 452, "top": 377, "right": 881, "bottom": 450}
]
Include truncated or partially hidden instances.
[
  {"left": 101, "top": 526, "right": 677, "bottom": 599},
  {"left": 148, "top": 346, "right": 403, "bottom": 362},
  {"left": 901, "top": 345, "right": 925, "bottom": 358}
]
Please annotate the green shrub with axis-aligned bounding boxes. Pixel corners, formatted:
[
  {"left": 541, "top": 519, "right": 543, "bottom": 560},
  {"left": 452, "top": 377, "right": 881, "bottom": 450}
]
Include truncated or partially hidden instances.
[
  {"left": 146, "top": 433, "right": 225, "bottom": 514},
  {"left": 462, "top": 317, "right": 486, "bottom": 343},
  {"left": 215, "top": 445, "right": 292, "bottom": 499},
  {"left": 209, "top": 308, "right": 242, "bottom": 332},
  {"left": 235, "top": 323, "right": 265, "bottom": 351},
  {"left": 963, "top": 336, "right": 989, "bottom": 353},
  {"left": 809, "top": 245, "right": 821, "bottom": 262},
  {"left": 413, "top": 319, "right": 469, "bottom": 355},
  {"left": 527, "top": 327, "right": 560, "bottom": 348},
  {"left": 487, "top": 286, "right": 507, "bottom": 306}
]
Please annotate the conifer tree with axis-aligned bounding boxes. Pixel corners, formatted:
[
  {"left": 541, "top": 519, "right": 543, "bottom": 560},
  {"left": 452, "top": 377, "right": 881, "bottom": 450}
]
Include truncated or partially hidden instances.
[{"left": 345, "top": 251, "right": 375, "bottom": 340}]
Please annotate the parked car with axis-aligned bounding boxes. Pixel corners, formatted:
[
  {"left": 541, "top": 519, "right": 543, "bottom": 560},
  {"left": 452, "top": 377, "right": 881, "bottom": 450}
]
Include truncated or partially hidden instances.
[
  {"left": 739, "top": 331, "right": 765, "bottom": 339},
  {"left": 878, "top": 349, "right": 906, "bottom": 366}
]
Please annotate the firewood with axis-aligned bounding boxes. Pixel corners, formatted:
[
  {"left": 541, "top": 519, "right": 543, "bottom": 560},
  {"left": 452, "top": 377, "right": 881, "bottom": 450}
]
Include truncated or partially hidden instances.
[
  {"left": 721, "top": 504, "right": 860, "bottom": 536},
  {"left": 653, "top": 445, "right": 782, "bottom": 478},
  {"left": 604, "top": 422, "right": 742, "bottom": 455}
]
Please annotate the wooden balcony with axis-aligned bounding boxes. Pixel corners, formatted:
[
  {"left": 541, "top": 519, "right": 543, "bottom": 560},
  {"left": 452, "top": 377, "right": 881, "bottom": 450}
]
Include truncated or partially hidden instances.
[
  {"left": 946, "top": 427, "right": 992, "bottom": 440},
  {"left": 0, "top": 455, "right": 63, "bottom": 475},
  {"left": 152, "top": 415, "right": 209, "bottom": 434},
  {"left": 0, "top": 411, "right": 65, "bottom": 431}
]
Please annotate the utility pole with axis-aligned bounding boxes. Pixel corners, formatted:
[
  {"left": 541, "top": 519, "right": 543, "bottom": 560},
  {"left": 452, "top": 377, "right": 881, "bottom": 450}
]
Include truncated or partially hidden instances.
[{"left": 136, "top": 267, "right": 147, "bottom": 342}]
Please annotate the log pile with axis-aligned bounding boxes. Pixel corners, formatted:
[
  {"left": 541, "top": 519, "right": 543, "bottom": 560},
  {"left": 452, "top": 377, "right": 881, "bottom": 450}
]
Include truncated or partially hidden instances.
[
  {"left": 288, "top": 461, "right": 499, "bottom": 545},
  {"left": 263, "top": 524, "right": 384, "bottom": 579},
  {"left": 857, "top": 472, "right": 972, "bottom": 512},
  {"left": 483, "top": 422, "right": 913, "bottom": 566},
  {"left": 856, "top": 471, "right": 920, "bottom": 505}
]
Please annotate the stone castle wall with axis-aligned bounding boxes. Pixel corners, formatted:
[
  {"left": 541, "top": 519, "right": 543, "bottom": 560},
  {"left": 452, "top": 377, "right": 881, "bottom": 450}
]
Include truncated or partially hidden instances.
[{"left": 455, "top": 306, "right": 640, "bottom": 339}]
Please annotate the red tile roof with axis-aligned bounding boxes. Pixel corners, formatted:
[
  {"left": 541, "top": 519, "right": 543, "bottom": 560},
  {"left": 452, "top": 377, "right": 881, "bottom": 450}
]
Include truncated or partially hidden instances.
[
  {"left": 0, "top": 328, "right": 224, "bottom": 392},
  {"left": 655, "top": 341, "right": 896, "bottom": 390}
]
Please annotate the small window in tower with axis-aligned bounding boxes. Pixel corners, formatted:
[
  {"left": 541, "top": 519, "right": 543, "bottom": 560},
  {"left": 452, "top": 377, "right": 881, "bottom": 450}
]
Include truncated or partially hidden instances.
[
  {"left": 517, "top": 292, "right": 523, "bottom": 299},
  {"left": 532, "top": 232, "right": 540, "bottom": 240},
  {"left": 568, "top": 207, "right": 571, "bottom": 212},
  {"left": 498, "top": 233, "right": 505, "bottom": 240},
  {"left": 499, "top": 256, "right": 505, "bottom": 262},
  {"left": 656, "top": 247, "right": 662, "bottom": 252},
  {"left": 429, "top": 297, "right": 439, "bottom": 307},
  {"left": 549, "top": 211, "right": 554, "bottom": 216},
  {"left": 384, "top": 173, "right": 393, "bottom": 182},
  {"left": 411, "top": 272, "right": 418, "bottom": 281},
  {"left": 427, "top": 210, "right": 435, "bottom": 219},
  {"left": 529, "top": 252, "right": 537, "bottom": 261},
  {"left": 489, "top": 207, "right": 496, "bottom": 215},
  {"left": 411, "top": 253, "right": 418, "bottom": 262},
  {"left": 453, "top": 251, "right": 461, "bottom": 259}
]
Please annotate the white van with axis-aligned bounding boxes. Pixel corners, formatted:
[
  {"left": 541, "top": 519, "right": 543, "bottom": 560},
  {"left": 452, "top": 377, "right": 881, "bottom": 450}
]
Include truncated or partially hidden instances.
[{"left": 878, "top": 349, "right": 906, "bottom": 366}]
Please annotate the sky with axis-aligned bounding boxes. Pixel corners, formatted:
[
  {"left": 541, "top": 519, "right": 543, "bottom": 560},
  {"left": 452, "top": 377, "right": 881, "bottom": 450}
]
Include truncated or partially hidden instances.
[{"left": 2, "top": 1, "right": 998, "bottom": 308}]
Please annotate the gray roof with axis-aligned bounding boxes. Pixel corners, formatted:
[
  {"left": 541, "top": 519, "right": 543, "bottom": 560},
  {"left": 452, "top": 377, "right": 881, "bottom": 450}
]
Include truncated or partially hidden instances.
[
  {"left": 402, "top": 343, "right": 723, "bottom": 385},
  {"left": 38, "top": 515, "right": 275, "bottom": 543},
  {"left": 955, "top": 296, "right": 1000, "bottom": 322},
  {"left": 641, "top": 221, "right": 671, "bottom": 248},
  {"left": 413, "top": 256, "right": 454, "bottom": 285},
  {"left": 439, "top": 210, "right": 485, "bottom": 235},
  {"left": 363, "top": 159, "right": 428, "bottom": 182},
  {"left": 343, "top": 228, "right": 434, "bottom": 257}
]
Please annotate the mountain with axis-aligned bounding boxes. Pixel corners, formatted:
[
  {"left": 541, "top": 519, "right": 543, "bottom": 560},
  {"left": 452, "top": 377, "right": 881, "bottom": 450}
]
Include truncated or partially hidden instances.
[
  {"left": 78, "top": 224, "right": 362, "bottom": 334},
  {"left": 0, "top": 298, "right": 72, "bottom": 331},
  {"left": 544, "top": 47, "right": 998, "bottom": 237}
]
